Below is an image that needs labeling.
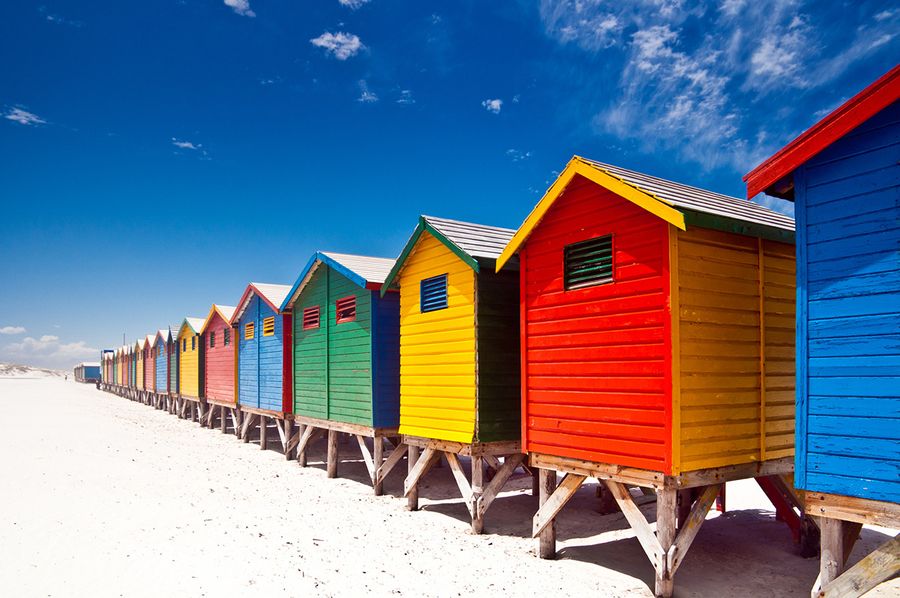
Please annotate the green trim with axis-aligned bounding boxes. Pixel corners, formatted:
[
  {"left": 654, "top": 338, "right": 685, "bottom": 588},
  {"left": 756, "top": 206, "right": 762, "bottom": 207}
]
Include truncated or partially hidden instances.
[
  {"left": 683, "top": 211, "right": 796, "bottom": 244},
  {"left": 380, "top": 216, "right": 480, "bottom": 296}
]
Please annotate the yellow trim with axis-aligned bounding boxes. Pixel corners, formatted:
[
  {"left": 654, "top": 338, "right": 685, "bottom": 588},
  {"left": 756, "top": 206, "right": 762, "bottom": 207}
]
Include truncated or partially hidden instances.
[
  {"left": 262, "top": 316, "right": 275, "bottom": 336},
  {"left": 496, "top": 156, "right": 688, "bottom": 271},
  {"left": 245, "top": 322, "right": 255, "bottom": 340},
  {"left": 668, "top": 225, "right": 681, "bottom": 475}
]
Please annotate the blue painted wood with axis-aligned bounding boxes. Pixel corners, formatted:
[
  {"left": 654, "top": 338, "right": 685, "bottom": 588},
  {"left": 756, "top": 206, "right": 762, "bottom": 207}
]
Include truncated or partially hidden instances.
[
  {"left": 155, "top": 342, "right": 166, "bottom": 391},
  {"left": 238, "top": 295, "right": 260, "bottom": 409},
  {"left": 371, "top": 289, "right": 400, "bottom": 428},
  {"left": 794, "top": 99, "right": 900, "bottom": 503}
]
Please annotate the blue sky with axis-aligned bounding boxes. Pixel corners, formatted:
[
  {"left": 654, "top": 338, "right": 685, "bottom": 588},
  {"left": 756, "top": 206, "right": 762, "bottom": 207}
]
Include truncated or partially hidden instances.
[{"left": 1, "top": 0, "right": 897, "bottom": 369}]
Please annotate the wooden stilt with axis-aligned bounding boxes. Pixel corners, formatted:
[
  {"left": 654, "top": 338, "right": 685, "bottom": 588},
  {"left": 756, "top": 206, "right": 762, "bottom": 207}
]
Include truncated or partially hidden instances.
[
  {"left": 537, "top": 468, "right": 557, "bottom": 559},
  {"left": 326, "top": 429, "right": 338, "bottom": 478},
  {"left": 819, "top": 517, "right": 845, "bottom": 591},
  {"left": 220, "top": 406, "right": 226, "bottom": 433},
  {"left": 817, "top": 534, "right": 899, "bottom": 598},
  {"left": 373, "top": 437, "right": 384, "bottom": 496},
  {"left": 259, "top": 416, "right": 268, "bottom": 450},
  {"left": 406, "top": 445, "right": 420, "bottom": 511},
  {"left": 654, "top": 487, "right": 677, "bottom": 598},
  {"left": 283, "top": 420, "right": 294, "bottom": 460}
]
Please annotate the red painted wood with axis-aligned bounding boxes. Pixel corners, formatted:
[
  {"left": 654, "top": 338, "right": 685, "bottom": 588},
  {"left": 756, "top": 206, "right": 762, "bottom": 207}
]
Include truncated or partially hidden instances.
[
  {"left": 520, "top": 174, "right": 672, "bottom": 472},
  {"left": 145, "top": 345, "right": 155, "bottom": 392},
  {"left": 281, "top": 312, "right": 293, "bottom": 413},
  {"left": 203, "top": 311, "right": 235, "bottom": 404},
  {"left": 744, "top": 64, "right": 900, "bottom": 198}
]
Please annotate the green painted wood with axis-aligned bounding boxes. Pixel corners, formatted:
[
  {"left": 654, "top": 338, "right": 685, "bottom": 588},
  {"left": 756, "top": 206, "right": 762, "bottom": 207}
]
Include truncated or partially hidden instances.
[
  {"left": 292, "top": 264, "right": 374, "bottom": 426},
  {"left": 475, "top": 268, "right": 521, "bottom": 442}
]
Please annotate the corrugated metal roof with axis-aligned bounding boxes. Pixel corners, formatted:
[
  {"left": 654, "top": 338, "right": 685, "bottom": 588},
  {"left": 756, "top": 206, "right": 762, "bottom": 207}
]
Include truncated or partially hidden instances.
[
  {"left": 580, "top": 158, "right": 794, "bottom": 231},
  {"left": 182, "top": 317, "right": 205, "bottom": 334},
  {"left": 251, "top": 283, "right": 291, "bottom": 310},
  {"left": 322, "top": 252, "right": 396, "bottom": 284},
  {"left": 423, "top": 215, "right": 517, "bottom": 261},
  {"left": 216, "top": 305, "right": 236, "bottom": 322}
]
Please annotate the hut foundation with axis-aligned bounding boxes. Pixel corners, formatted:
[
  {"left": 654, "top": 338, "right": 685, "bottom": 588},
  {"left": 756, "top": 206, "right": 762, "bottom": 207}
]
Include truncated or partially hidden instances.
[
  {"left": 530, "top": 453, "right": 805, "bottom": 598},
  {"left": 238, "top": 406, "right": 294, "bottom": 457}
]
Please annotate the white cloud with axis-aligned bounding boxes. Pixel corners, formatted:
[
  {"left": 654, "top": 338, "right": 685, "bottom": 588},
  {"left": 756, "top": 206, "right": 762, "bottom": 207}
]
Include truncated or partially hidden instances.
[
  {"left": 482, "top": 98, "right": 503, "bottom": 114},
  {"left": 747, "top": 16, "right": 812, "bottom": 90},
  {"left": 2, "top": 335, "right": 97, "bottom": 370},
  {"left": 224, "top": 0, "right": 255, "bottom": 17},
  {"left": 0, "top": 326, "right": 25, "bottom": 335},
  {"left": 310, "top": 31, "right": 364, "bottom": 60},
  {"left": 172, "top": 138, "right": 201, "bottom": 150},
  {"left": 506, "top": 149, "right": 532, "bottom": 162},
  {"left": 339, "top": 0, "right": 371, "bottom": 9},
  {"left": 4, "top": 107, "right": 46, "bottom": 126},
  {"left": 357, "top": 80, "right": 378, "bottom": 103},
  {"left": 874, "top": 9, "right": 895, "bottom": 21},
  {"left": 396, "top": 90, "right": 415, "bottom": 105}
]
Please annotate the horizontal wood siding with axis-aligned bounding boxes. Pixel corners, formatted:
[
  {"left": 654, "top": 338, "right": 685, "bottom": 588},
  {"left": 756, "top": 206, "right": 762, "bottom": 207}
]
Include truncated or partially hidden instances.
[
  {"left": 675, "top": 227, "right": 795, "bottom": 473},
  {"left": 155, "top": 343, "right": 167, "bottom": 393},
  {"left": 168, "top": 341, "right": 178, "bottom": 394},
  {"left": 372, "top": 290, "right": 401, "bottom": 428},
  {"left": 797, "top": 100, "right": 900, "bottom": 503},
  {"left": 399, "top": 231, "right": 477, "bottom": 443},
  {"left": 136, "top": 349, "right": 144, "bottom": 389},
  {"left": 203, "top": 313, "right": 235, "bottom": 404},
  {"left": 145, "top": 346, "right": 155, "bottom": 392},
  {"left": 178, "top": 329, "right": 200, "bottom": 398},
  {"left": 475, "top": 267, "right": 521, "bottom": 442},
  {"left": 238, "top": 296, "right": 260, "bottom": 408},
  {"left": 257, "top": 300, "right": 284, "bottom": 412},
  {"left": 326, "top": 270, "right": 373, "bottom": 425},
  {"left": 521, "top": 176, "right": 672, "bottom": 472},
  {"left": 293, "top": 268, "right": 328, "bottom": 419}
]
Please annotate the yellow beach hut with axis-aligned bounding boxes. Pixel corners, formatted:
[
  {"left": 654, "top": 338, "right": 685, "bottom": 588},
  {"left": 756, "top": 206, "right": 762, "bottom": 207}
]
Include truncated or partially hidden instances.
[{"left": 176, "top": 316, "right": 205, "bottom": 419}]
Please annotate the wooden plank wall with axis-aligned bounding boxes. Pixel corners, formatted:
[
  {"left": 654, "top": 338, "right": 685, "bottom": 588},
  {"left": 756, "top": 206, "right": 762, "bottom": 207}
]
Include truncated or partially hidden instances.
[
  {"left": 796, "top": 100, "right": 900, "bottom": 503},
  {"left": 371, "top": 289, "right": 400, "bottom": 429},
  {"left": 204, "top": 312, "right": 235, "bottom": 403},
  {"left": 398, "top": 232, "right": 477, "bottom": 443},
  {"left": 674, "top": 226, "right": 795, "bottom": 473},
  {"left": 237, "top": 296, "right": 260, "bottom": 408},
  {"left": 178, "top": 329, "right": 200, "bottom": 398},
  {"left": 520, "top": 176, "right": 672, "bottom": 472},
  {"left": 155, "top": 340, "right": 167, "bottom": 392}
]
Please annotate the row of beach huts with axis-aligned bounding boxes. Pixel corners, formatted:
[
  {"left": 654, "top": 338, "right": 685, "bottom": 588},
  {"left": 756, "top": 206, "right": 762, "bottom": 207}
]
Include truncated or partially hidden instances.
[{"left": 94, "top": 68, "right": 899, "bottom": 597}]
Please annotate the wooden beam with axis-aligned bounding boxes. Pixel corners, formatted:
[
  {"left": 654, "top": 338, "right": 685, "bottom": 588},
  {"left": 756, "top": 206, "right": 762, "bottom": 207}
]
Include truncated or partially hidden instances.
[
  {"left": 477, "top": 454, "right": 525, "bottom": 518},
  {"left": 376, "top": 442, "right": 408, "bottom": 487},
  {"left": 407, "top": 445, "right": 420, "bottom": 511},
  {"left": 532, "top": 474, "right": 586, "bottom": 538},
  {"left": 471, "top": 456, "right": 485, "bottom": 534},
  {"left": 403, "top": 447, "right": 439, "bottom": 498},
  {"left": 818, "top": 534, "right": 899, "bottom": 598},
  {"left": 356, "top": 435, "right": 376, "bottom": 483},
  {"left": 655, "top": 486, "right": 677, "bottom": 597},
  {"left": 667, "top": 484, "right": 719, "bottom": 576},
  {"left": 259, "top": 416, "right": 268, "bottom": 450},
  {"left": 296, "top": 425, "right": 322, "bottom": 466},
  {"left": 282, "top": 419, "right": 294, "bottom": 460},
  {"left": 806, "top": 492, "right": 900, "bottom": 529},
  {"left": 373, "top": 436, "right": 384, "bottom": 496},
  {"left": 819, "top": 517, "right": 845, "bottom": 590},
  {"left": 537, "top": 469, "right": 557, "bottom": 559},
  {"left": 605, "top": 480, "right": 666, "bottom": 576},
  {"left": 445, "top": 453, "right": 475, "bottom": 516},
  {"left": 326, "top": 430, "right": 338, "bottom": 478}
]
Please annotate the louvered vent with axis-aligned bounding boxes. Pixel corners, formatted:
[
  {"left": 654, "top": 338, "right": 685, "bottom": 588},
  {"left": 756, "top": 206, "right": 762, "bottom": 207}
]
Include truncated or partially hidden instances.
[
  {"left": 336, "top": 296, "right": 356, "bottom": 323},
  {"left": 262, "top": 316, "right": 276, "bottom": 336},
  {"left": 420, "top": 274, "right": 448, "bottom": 313},
  {"left": 303, "top": 306, "right": 321, "bottom": 330},
  {"left": 564, "top": 235, "right": 614, "bottom": 290}
]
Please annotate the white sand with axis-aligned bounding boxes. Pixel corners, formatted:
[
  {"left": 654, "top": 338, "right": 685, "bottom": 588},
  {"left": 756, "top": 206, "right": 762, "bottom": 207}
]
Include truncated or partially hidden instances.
[{"left": 1, "top": 377, "right": 896, "bottom": 597}]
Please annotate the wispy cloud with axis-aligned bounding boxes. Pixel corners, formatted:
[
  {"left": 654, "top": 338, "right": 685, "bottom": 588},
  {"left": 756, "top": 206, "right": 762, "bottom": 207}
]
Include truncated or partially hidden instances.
[
  {"left": 0, "top": 326, "right": 26, "bottom": 335},
  {"left": 506, "top": 149, "right": 532, "bottom": 162},
  {"left": 172, "top": 138, "right": 201, "bottom": 150},
  {"left": 357, "top": 80, "right": 378, "bottom": 103},
  {"left": 396, "top": 90, "right": 415, "bottom": 105},
  {"left": 339, "top": 0, "right": 371, "bottom": 9},
  {"left": 540, "top": 0, "right": 899, "bottom": 172},
  {"left": 310, "top": 31, "right": 365, "bottom": 60},
  {"left": 482, "top": 98, "right": 503, "bottom": 114},
  {"left": 38, "top": 6, "right": 83, "bottom": 27},
  {"left": 1, "top": 335, "right": 97, "bottom": 370},
  {"left": 224, "top": 0, "right": 255, "bottom": 17},
  {"left": 4, "top": 107, "right": 46, "bottom": 126}
]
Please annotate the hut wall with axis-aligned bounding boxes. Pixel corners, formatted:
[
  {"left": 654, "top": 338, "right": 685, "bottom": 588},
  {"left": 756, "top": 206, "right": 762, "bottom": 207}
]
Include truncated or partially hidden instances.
[
  {"left": 794, "top": 101, "right": 900, "bottom": 503},
  {"left": 520, "top": 177, "right": 672, "bottom": 472},
  {"left": 179, "top": 330, "right": 201, "bottom": 398},
  {"left": 204, "top": 313, "right": 235, "bottom": 403},
  {"left": 371, "top": 289, "right": 400, "bottom": 429},
  {"left": 672, "top": 226, "right": 796, "bottom": 474},
  {"left": 398, "top": 231, "right": 477, "bottom": 443},
  {"left": 155, "top": 341, "right": 167, "bottom": 392}
]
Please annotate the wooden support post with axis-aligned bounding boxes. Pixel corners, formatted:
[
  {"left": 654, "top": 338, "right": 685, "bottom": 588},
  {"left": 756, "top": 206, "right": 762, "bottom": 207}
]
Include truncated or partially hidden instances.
[
  {"left": 677, "top": 489, "right": 692, "bottom": 529},
  {"left": 406, "top": 445, "right": 420, "bottom": 511},
  {"left": 241, "top": 413, "right": 255, "bottom": 443},
  {"left": 537, "top": 468, "right": 557, "bottom": 559},
  {"left": 259, "top": 416, "right": 268, "bottom": 450},
  {"left": 376, "top": 442, "right": 407, "bottom": 489},
  {"left": 373, "top": 437, "right": 384, "bottom": 496},
  {"left": 655, "top": 487, "right": 677, "bottom": 598},
  {"left": 326, "top": 429, "right": 338, "bottom": 478},
  {"left": 220, "top": 406, "right": 226, "bottom": 433},
  {"left": 471, "top": 456, "right": 484, "bottom": 534},
  {"left": 818, "top": 534, "right": 899, "bottom": 598},
  {"left": 283, "top": 420, "right": 294, "bottom": 460},
  {"left": 296, "top": 425, "right": 322, "bottom": 467},
  {"left": 532, "top": 467, "right": 540, "bottom": 497},
  {"left": 819, "top": 517, "right": 845, "bottom": 591}
]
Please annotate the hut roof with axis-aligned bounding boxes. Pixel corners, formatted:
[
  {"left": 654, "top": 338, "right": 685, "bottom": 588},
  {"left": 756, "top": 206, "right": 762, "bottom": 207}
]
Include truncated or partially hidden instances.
[
  {"left": 497, "top": 156, "right": 795, "bottom": 270},
  {"left": 231, "top": 282, "right": 292, "bottom": 323},
  {"left": 281, "top": 251, "right": 397, "bottom": 310},
  {"left": 178, "top": 317, "right": 205, "bottom": 337},
  {"left": 200, "top": 304, "right": 237, "bottom": 334},
  {"left": 382, "top": 215, "right": 517, "bottom": 293}
]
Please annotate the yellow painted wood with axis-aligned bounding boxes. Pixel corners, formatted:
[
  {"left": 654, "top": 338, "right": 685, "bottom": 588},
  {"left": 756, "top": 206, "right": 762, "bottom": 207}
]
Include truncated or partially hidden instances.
[
  {"left": 496, "top": 156, "right": 687, "bottom": 271},
  {"left": 134, "top": 341, "right": 144, "bottom": 389},
  {"left": 397, "top": 231, "right": 477, "bottom": 443},
  {"left": 673, "top": 226, "right": 796, "bottom": 473},
  {"left": 178, "top": 326, "right": 200, "bottom": 398}
]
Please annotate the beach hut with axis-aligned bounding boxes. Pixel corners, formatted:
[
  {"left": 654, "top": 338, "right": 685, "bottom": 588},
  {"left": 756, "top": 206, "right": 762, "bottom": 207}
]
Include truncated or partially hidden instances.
[
  {"left": 496, "top": 156, "right": 798, "bottom": 596},
  {"left": 744, "top": 66, "right": 899, "bottom": 598},
  {"left": 231, "top": 283, "right": 294, "bottom": 453},
  {"left": 152, "top": 330, "right": 169, "bottom": 409},
  {"left": 381, "top": 215, "right": 524, "bottom": 532},
  {"left": 74, "top": 362, "right": 100, "bottom": 383},
  {"left": 134, "top": 338, "right": 145, "bottom": 398},
  {"left": 166, "top": 325, "right": 180, "bottom": 413},
  {"left": 176, "top": 317, "right": 205, "bottom": 420},
  {"left": 200, "top": 304, "right": 238, "bottom": 433},
  {"left": 281, "top": 251, "right": 401, "bottom": 490},
  {"left": 128, "top": 345, "right": 136, "bottom": 397},
  {"left": 144, "top": 333, "right": 155, "bottom": 401}
]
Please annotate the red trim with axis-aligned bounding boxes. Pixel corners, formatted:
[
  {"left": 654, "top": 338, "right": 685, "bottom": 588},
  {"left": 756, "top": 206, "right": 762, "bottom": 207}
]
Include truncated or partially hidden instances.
[
  {"left": 744, "top": 64, "right": 900, "bottom": 198},
  {"left": 281, "top": 312, "right": 293, "bottom": 414},
  {"left": 231, "top": 284, "right": 283, "bottom": 324}
]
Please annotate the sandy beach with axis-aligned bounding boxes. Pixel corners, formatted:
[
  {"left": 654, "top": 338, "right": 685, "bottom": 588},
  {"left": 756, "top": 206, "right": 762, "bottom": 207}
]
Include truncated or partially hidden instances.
[{"left": 0, "top": 376, "right": 896, "bottom": 597}]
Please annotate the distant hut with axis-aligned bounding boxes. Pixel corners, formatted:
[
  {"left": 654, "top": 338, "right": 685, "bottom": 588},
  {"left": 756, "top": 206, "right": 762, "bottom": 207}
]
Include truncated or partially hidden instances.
[
  {"left": 200, "top": 304, "right": 238, "bottom": 433},
  {"left": 497, "top": 156, "right": 798, "bottom": 596},
  {"left": 281, "top": 251, "right": 401, "bottom": 490},
  {"left": 231, "top": 283, "right": 294, "bottom": 453},
  {"left": 744, "top": 66, "right": 899, "bottom": 597},
  {"left": 381, "top": 216, "right": 524, "bottom": 532},
  {"left": 176, "top": 317, "right": 205, "bottom": 420}
]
